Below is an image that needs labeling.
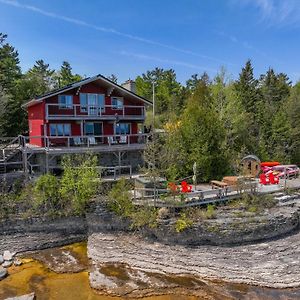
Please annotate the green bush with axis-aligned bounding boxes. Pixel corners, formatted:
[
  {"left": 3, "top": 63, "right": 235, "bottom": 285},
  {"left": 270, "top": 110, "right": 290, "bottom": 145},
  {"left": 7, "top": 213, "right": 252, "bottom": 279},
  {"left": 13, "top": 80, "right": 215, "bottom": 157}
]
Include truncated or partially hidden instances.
[
  {"left": 107, "top": 178, "right": 134, "bottom": 217},
  {"left": 33, "top": 174, "right": 60, "bottom": 211},
  {"left": 60, "top": 154, "right": 99, "bottom": 215},
  {"left": 206, "top": 204, "right": 216, "bottom": 219},
  {"left": 130, "top": 206, "right": 158, "bottom": 229},
  {"left": 175, "top": 212, "right": 193, "bottom": 232}
]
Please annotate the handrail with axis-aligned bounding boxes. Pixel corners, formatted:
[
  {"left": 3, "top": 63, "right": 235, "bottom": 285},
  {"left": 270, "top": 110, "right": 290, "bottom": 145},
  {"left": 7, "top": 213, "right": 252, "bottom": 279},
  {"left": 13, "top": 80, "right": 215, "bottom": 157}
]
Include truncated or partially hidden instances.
[
  {"left": 46, "top": 103, "right": 145, "bottom": 118},
  {"left": 22, "top": 133, "right": 150, "bottom": 150},
  {"left": 0, "top": 135, "right": 21, "bottom": 151}
]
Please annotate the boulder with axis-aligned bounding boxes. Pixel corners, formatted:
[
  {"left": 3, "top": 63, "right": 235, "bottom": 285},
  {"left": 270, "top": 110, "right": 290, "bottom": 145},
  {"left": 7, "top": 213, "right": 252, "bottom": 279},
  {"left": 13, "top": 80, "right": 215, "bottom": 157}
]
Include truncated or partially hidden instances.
[
  {"left": 3, "top": 250, "right": 13, "bottom": 261},
  {"left": 0, "top": 266, "right": 7, "bottom": 280},
  {"left": 5, "top": 293, "right": 35, "bottom": 300},
  {"left": 14, "top": 258, "right": 22, "bottom": 266},
  {"left": 0, "top": 255, "right": 4, "bottom": 264},
  {"left": 2, "top": 260, "right": 13, "bottom": 268}
]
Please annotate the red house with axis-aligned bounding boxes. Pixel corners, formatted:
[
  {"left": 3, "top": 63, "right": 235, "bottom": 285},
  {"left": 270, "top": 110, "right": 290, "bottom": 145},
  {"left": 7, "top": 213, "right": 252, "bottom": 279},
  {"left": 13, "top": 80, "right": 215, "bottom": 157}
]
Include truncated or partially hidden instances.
[
  {"left": 24, "top": 75, "right": 151, "bottom": 147},
  {"left": 21, "top": 74, "right": 152, "bottom": 175}
]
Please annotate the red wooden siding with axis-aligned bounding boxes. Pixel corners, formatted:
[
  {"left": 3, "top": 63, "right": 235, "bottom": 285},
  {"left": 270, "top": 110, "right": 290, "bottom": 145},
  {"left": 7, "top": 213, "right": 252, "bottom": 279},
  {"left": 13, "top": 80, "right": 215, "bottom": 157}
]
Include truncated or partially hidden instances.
[
  {"left": 28, "top": 102, "right": 45, "bottom": 146},
  {"left": 27, "top": 81, "right": 146, "bottom": 147}
]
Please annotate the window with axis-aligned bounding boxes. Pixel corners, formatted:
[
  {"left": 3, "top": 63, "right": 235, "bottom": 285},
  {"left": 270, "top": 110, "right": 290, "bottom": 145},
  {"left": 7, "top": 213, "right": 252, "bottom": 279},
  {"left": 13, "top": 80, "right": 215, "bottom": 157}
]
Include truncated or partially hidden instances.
[
  {"left": 49, "top": 124, "right": 71, "bottom": 136},
  {"left": 115, "top": 123, "right": 130, "bottom": 135},
  {"left": 58, "top": 95, "right": 73, "bottom": 109},
  {"left": 84, "top": 122, "right": 103, "bottom": 135},
  {"left": 111, "top": 97, "right": 123, "bottom": 109},
  {"left": 80, "top": 93, "right": 105, "bottom": 114}
]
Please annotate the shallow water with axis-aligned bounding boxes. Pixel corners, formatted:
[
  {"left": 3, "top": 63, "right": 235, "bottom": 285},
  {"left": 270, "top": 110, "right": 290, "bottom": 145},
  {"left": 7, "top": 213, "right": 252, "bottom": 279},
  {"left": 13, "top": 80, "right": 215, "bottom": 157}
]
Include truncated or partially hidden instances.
[{"left": 0, "top": 242, "right": 300, "bottom": 300}]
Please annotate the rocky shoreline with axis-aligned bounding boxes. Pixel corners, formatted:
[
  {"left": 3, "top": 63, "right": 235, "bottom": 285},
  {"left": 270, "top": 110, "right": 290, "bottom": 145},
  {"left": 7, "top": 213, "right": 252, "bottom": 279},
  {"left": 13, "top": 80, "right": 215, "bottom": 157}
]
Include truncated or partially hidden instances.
[
  {"left": 1, "top": 194, "right": 300, "bottom": 297},
  {"left": 87, "top": 230, "right": 300, "bottom": 296}
]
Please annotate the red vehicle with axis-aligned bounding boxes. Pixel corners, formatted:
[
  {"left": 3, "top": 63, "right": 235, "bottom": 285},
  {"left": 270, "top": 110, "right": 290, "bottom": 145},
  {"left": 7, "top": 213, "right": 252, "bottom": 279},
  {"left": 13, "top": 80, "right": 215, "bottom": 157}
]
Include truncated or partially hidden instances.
[{"left": 272, "top": 165, "right": 300, "bottom": 178}]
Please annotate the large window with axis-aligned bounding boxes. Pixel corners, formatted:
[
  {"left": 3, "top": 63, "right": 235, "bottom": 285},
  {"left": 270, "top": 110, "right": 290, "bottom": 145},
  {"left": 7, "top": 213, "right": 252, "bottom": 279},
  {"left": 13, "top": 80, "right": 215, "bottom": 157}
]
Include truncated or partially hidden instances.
[
  {"left": 58, "top": 95, "right": 73, "bottom": 109},
  {"left": 50, "top": 124, "right": 71, "bottom": 136},
  {"left": 115, "top": 123, "right": 130, "bottom": 135},
  {"left": 111, "top": 97, "right": 123, "bottom": 109},
  {"left": 84, "top": 122, "right": 103, "bottom": 135},
  {"left": 80, "top": 93, "right": 105, "bottom": 114}
]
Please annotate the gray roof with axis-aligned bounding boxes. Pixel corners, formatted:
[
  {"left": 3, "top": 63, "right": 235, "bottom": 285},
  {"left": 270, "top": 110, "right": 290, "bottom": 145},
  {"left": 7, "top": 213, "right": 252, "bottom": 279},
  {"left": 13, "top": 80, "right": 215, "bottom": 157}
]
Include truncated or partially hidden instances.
[
  {"left": 22, "top": 74, "right": 152, "bottom": 108},
  {"left": 241, "top": 155, "right": 261, "bottom": 163}
]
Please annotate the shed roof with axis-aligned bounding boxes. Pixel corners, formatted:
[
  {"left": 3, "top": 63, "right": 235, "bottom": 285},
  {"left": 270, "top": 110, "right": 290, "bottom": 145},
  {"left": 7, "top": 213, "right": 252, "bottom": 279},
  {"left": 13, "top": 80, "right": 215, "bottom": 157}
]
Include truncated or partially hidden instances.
[{"left": 241, "top": 155, "right": 261, "bottom": 163}]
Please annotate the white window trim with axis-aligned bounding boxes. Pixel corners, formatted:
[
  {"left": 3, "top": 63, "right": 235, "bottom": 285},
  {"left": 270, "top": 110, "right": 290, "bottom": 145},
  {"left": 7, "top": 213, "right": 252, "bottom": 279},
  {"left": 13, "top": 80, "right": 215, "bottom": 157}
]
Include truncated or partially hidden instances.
[
  {"left": 111, "top": 96, "right": 124, "bottom": 110},
  {"left": 80, "top": 93, "right": 106, "bottom": 114},
  {"left": 49, "top": 123, "right": 71, "bottom": 136},
  {"left": 58, "top": 95, "right": 73, "bottom": 109}
]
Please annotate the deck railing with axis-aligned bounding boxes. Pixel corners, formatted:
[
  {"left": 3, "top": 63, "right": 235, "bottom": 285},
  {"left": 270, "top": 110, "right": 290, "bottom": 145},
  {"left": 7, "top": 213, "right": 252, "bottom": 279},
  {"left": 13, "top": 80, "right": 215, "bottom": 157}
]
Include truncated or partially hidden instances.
[
  {"left": 22, "top": 133, "right": 150, "bottom": 150},
  {"left": 46, "top": 104, "right": 145, "bottom": 119}
]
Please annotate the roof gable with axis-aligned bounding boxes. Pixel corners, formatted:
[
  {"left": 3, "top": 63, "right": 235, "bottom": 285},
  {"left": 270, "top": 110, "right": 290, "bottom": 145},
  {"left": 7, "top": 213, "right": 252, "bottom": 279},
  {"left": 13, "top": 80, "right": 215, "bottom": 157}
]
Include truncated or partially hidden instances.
[{"left": 23, "top": 74, "right": 152, "bottom": 108}]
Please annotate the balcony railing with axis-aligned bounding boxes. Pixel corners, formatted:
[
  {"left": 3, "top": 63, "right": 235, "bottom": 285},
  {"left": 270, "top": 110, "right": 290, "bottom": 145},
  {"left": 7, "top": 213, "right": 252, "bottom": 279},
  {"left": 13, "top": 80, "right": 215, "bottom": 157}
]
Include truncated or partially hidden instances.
[
  {"left": 46, "top": 104, "right": 145, "bottom": 119},
  {"left": 24, "top": 133, "right": 150, "bottom": 150}
]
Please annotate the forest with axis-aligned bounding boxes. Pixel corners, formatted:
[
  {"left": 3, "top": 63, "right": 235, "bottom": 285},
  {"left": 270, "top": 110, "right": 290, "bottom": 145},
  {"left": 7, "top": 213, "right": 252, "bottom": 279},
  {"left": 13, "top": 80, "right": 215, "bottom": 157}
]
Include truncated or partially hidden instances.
[{"left": 1, "top": 32, "right": 300, "bottom": 181}]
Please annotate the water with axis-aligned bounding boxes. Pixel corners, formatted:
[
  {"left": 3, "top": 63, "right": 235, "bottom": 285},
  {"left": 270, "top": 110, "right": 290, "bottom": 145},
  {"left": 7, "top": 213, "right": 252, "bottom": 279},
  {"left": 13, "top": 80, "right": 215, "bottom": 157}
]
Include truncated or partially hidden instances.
[{"left": 0, "top": 243, "right": 299, "bottom": 300}]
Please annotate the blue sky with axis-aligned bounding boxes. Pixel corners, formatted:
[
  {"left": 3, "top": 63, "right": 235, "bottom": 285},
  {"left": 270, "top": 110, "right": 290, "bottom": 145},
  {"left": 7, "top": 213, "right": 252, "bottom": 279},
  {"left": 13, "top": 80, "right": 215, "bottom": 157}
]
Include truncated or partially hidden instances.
[{"left": 1, "top": 0, "right": 300, "bottom": 84}]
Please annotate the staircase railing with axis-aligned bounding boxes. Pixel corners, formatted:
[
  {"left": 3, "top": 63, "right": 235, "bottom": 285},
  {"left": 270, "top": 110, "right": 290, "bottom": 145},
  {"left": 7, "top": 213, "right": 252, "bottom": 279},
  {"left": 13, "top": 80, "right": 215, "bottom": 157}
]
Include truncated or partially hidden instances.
[{"left": 0, "top": 135, "right": 23, "bottom": 161}]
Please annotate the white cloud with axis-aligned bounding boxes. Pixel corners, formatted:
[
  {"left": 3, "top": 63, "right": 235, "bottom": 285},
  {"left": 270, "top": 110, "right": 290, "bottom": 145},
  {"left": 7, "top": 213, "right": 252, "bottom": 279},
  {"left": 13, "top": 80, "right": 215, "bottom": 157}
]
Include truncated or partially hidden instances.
[
  {"left": 238, "top": 0, "right": 300, "bottom": 26},
  {"left": 0, "top": 0, "right": 232, "bottom": 66},
  {"left": 118, "top": 51, "right": 218, "bottom": 73}
]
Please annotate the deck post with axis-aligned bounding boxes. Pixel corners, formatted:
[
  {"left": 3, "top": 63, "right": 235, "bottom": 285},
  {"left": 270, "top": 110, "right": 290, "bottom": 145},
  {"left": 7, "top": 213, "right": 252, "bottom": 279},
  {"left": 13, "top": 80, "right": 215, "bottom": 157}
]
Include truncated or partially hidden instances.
[
  {"left": 118, "top": 151, "right": 121, "bottom": 175},
  {"left": 22, "top": 148, "right": 29, "bottom": 179},
  {"left": 45, "top": 152, "right": 49, "bottom": 173}
]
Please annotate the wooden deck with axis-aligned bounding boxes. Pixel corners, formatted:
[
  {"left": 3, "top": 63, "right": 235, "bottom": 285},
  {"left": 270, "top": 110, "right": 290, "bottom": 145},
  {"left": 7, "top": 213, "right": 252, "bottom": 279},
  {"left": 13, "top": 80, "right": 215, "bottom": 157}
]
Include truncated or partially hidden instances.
[{"left": 25, "top": 142, "right": 146, "bottom": 154}]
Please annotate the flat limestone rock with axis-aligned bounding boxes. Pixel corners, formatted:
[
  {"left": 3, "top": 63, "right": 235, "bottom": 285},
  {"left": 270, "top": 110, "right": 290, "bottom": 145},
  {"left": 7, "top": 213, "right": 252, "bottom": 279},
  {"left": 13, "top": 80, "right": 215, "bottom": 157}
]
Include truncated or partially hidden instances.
[
  {"left": 2, "top": 260, "right": 13, "bottom": 268},
  {"left": 0, "top": 255, "right": 4, "bottom": 264},
  {"left": 5, "top": 293, "right": 35, "bottom": 300},
  {"left": 3, "top": 251, "right": 13, "bottom": 261},
  {"left": 88, "top": 231, "right": 300, "bottom": 293},
  {"left": 0, "top": 266, "right": 7, "bottom": 280}
]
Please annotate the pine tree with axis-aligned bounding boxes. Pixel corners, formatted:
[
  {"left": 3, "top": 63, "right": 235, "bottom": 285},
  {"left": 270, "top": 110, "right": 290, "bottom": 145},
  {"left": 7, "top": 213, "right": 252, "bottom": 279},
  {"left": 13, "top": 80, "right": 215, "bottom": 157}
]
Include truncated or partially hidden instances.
[
  {"left": 26, "top": 59, "right": 55, "bottom": 95},
  {"left": 56, "top": 61, "right": 82, "bottom": 87},
  {"left": 0, "top": 33, "right": 21, "bottom": 91}
]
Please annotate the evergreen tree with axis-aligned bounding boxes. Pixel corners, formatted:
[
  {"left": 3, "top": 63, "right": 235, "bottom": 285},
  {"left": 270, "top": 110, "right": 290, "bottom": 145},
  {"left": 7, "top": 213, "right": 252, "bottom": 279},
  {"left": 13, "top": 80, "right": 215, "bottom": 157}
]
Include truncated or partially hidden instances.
[
  {"left": 234, "top": 60, "right": 259, "bottom": 115},
  {"left": 135, "top": 68, "right": 181, "bottom": 115},
  {"left": 233, "top": 60, "right": 260, "bottom": 154},
  {"left": 26, "top": 59, "right": 55, "bottom": 95},
  {"left": 286, "top": 83, "right": 300, "bottom": 164},
  {"left": 56, "top": 61, "right": 82, "bottom": 87},
  {"left": 164, "top": 77, "right": 229, "bottom": 181},
  {"left": 0, "top": 33, "right": 21, "bottom": 91},
  {"left": 107, "top": 74, "right": 118, "bottom": 83}
]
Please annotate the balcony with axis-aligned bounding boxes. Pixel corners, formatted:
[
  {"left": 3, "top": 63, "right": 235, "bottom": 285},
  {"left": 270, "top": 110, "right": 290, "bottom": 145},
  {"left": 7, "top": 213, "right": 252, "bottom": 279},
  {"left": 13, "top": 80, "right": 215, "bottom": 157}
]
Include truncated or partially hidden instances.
[
  {"left": 25, "top": 133, "right": 150, "bottom": 153},
  {"left": 46, "top": 104, "right": 145, "bottom": 121}
]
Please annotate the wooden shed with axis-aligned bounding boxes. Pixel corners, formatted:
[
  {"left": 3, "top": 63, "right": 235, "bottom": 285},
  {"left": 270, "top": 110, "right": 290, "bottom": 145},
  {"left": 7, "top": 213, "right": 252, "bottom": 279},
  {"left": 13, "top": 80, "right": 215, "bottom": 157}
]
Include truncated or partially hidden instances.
[{"left": 240, "top": 155, "right": 261, "bottom": 177}]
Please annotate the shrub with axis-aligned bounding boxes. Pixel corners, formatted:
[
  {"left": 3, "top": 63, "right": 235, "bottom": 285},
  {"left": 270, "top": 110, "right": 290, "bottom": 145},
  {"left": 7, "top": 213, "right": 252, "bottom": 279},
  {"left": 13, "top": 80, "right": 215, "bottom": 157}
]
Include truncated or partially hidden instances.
[
  {"left": 206, "top": 204, "right": 216, "bottom": 219},
  {"left": 33, "top": 174, "right": 60, "bottom": 211},
  {"left": 130, "top": 206, "right": 158, "bottom": 229},
  {"left": 60, "top": 154, "right": 100, "bottom": 215},
  {"left": 107, "top": 178, "right": 133, "bottom": 217},
  {"left": 175, "top": 212, "right": 193, "bottom": 232}
]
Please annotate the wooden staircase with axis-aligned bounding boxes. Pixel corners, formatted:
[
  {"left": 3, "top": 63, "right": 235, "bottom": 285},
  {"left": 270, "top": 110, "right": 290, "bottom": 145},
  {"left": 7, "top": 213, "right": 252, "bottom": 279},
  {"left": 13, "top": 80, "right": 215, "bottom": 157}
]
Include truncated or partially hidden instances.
[{"left": 0, "top": 136, "right": 24, "bottom": 174}]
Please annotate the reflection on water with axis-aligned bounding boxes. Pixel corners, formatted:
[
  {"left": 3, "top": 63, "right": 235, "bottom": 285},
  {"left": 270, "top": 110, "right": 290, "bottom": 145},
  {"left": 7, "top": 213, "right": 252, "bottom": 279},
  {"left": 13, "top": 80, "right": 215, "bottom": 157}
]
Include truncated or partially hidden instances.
[{"left": 0, "top": 242, "right": 299, "bottom": 300}]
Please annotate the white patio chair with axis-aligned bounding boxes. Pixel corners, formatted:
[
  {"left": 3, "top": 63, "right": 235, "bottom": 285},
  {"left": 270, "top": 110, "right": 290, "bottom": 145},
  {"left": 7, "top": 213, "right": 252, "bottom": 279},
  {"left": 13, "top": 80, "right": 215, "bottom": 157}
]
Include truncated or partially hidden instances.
[{"left": 119, "top": 135, "right": 127, "bottom": 144}]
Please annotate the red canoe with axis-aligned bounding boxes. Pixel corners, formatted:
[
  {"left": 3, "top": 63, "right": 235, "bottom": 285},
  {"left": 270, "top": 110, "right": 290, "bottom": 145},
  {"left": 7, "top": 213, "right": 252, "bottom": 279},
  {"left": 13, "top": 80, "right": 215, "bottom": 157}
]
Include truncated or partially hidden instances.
[{"left": 261, "top": 161, "right": 280, "bottom": 167}]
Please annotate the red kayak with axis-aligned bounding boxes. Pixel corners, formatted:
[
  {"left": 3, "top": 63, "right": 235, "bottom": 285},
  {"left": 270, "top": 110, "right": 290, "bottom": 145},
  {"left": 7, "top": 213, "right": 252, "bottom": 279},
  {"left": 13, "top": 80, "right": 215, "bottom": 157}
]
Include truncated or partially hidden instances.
[{"left": 261, "top": 162, "right": 280, "bottom": 167}]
